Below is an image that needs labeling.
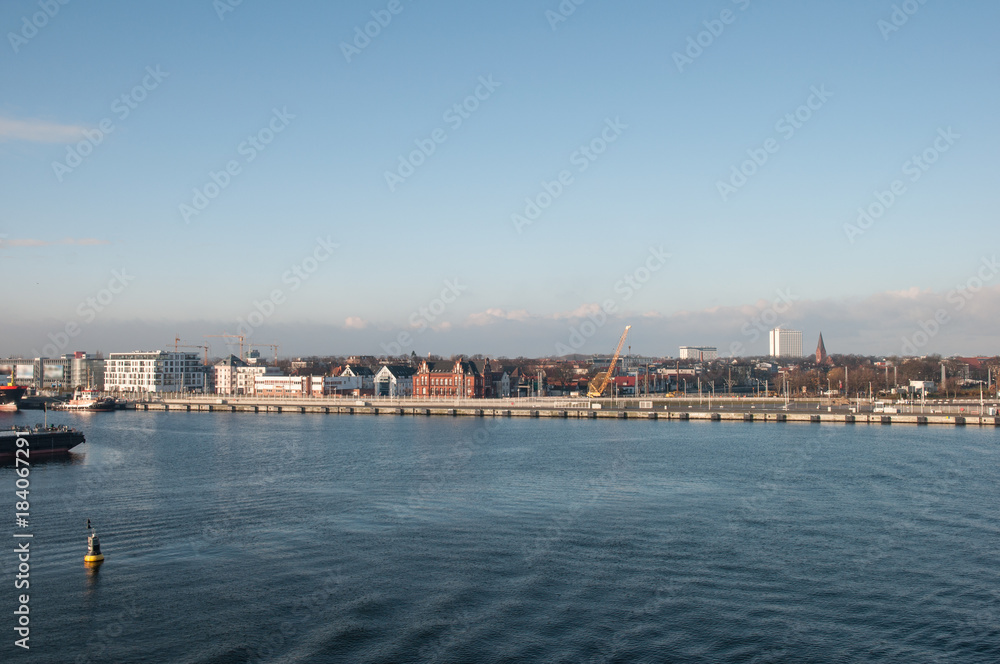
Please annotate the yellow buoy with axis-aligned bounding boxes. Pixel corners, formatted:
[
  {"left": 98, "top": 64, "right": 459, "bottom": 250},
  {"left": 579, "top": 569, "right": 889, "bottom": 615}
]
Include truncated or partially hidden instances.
[{"left": 85, "top": 519, "right": 104, "bottom": 565}]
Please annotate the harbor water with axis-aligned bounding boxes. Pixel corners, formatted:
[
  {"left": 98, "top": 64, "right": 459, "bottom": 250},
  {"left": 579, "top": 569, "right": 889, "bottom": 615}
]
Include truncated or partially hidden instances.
[{"left": 2, "top": 411, "right": 998, "bottom": 663}]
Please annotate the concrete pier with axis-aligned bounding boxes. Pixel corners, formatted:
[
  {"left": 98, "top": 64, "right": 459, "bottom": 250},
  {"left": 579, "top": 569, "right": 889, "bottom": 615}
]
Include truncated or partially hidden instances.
[{"left": 127, "top": 397, "right": 1000, "bottom": 427}]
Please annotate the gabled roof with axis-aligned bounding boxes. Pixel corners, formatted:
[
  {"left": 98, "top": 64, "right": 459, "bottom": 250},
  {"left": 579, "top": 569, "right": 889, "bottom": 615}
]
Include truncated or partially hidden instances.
[
  {"left": 214, "top": 355, "right": 247, "bottom": 368},
  {"left": 379, "top": 365, "right": 416, "bottom": 378},
  {"left": 342, "top": 364, "right": 374, "bottom": 376},
  {"left": 420, "top": 360, "right": 482, "bottom": 376}
]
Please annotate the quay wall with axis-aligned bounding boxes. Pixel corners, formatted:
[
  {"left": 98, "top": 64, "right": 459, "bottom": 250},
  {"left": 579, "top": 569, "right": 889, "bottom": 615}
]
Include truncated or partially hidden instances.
[{"left": 129, "top": 398, "right": 1000, "bottom": 427}]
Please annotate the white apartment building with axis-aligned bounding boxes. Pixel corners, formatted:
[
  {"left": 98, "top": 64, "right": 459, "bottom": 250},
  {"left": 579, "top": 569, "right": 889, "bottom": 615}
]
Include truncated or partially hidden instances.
[
  {"left": 104, "top": 351, "right": 205, "bottom": 393},
  {"left": 768, "top": 328, "right": 803, "bottom": 358},
  {"left": 679, "top": 346, "right": 718, "bottom": 361},
  {"left": 374, "top": 365, "right": 416, "bottom": 398},
  {"left": 213, "top": 355, "right": 246, "bottom": 395}
]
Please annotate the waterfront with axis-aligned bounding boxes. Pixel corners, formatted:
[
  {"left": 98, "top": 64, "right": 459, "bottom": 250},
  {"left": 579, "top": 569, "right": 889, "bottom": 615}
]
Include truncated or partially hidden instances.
[{"left": 2, "top": 411, "right": 998, "bottom": 663}]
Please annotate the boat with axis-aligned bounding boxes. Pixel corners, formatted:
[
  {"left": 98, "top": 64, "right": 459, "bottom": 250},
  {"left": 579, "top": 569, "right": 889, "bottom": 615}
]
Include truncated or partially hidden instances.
[
  {"left": 0, "top": 372, "right": 27, "bottom": 412},
  {"left": 52, "top": 389, "right": 116, "bottom": 412},
  {"left": 0, "top": 424, "right": 86, "bottom": 460}
]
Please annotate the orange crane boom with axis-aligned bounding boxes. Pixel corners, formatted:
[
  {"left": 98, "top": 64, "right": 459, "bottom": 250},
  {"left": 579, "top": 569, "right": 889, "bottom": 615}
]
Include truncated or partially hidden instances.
[{"left": 588, "top": 325, "right": 631, "bottom": 398}]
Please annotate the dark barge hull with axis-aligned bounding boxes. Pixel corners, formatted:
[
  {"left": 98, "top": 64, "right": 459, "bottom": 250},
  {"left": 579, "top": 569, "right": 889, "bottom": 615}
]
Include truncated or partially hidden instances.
[{"left": 0, "top": 427, "right": 86, "bottom": 460}]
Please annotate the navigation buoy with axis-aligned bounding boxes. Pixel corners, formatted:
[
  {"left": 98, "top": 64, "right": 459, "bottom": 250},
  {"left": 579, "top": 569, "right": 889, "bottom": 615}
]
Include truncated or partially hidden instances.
[{"left": 85, "top": 519, "right": 104, "bottom": 565}]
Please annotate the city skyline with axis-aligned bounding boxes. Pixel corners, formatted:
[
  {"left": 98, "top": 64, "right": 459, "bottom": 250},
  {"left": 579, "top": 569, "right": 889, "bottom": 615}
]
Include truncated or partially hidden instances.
[{"left": 3, "top": 1, "right": 999, "bottom": 358}]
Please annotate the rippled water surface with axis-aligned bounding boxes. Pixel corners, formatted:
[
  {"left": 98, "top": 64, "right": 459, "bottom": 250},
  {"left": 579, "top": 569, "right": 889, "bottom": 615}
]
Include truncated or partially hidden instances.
[{"left": 2, "top": 410, "right": 998, "bottom": 663}]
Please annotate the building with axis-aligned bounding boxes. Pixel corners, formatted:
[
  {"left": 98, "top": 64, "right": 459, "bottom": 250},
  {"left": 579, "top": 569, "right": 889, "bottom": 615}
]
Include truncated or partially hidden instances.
[
  {"left": 104, "top": 351, "right": 205, "bottom": 393},
  {"left": 213, "top": 355, "right": 246, "bottom": 395},
  {"left": 335, "top": 365, "right": 376, "bottom": 391},
  {"left": 815, "top": 333, "right": 833, "bottom": 366},
  {"left": 909, "top": 380, "right": 936, "bottom": 395},
  {"left": 0, "top": 357, "right": 71, "bottom": 391},
  {"left": 213, "top": 355, "right": 279, "bottom": 396},
  {"left": 679, "top": 346, "right": 718, "bottom": 361},
  {"left": 66, "top": 352, "right": 105, "bottom": 390},
  {"left": 374, "top": 365, "right": 416, "bottom": 398},
  {"left": 254, "top": 375, "right": 310, "bottom": 396},
  {"left": 769, "top": 328, "right": 803, "bottom": 358},
  {"left": 412, "top": 358, "right": 490, "bottom": 398}
]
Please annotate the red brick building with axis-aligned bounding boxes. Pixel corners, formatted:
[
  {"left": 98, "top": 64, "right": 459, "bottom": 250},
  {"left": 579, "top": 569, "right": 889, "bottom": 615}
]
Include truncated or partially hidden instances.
[{"left": 413, "top": 358, "right": 494, "bottom": 398}]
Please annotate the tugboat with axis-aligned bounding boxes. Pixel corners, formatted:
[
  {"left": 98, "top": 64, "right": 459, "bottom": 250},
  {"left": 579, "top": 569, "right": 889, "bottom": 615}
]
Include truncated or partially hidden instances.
[
  {"left": 0, "top": 424, "right": 86, "bottom": 460},
  {"left": 52, "top": 388, "right": 115, "bottom": 412}
]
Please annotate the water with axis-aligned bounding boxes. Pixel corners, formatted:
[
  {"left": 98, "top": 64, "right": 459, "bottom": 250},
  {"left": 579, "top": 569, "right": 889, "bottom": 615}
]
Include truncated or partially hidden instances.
[{"left": 2, "top": 410, "right": 998, "bottom": 663}]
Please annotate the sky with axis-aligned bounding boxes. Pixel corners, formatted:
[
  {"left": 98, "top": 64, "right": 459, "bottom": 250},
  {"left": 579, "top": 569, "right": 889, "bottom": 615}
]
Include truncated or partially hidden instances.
[{"left": 2, "top": 0, "right": 998, "bottom": 360}]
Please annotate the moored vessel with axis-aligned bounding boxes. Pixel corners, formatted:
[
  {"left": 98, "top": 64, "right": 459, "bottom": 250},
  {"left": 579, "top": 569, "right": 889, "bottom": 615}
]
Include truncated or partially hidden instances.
[
  {"left": 0, "top": 424, "right": 86, "bottom": 460},
  {"left": 0, "top": 372, "right": 27, "bottom": 411},
  {"left": 52, "top": 389, "right": 116, "bottom": 412}
]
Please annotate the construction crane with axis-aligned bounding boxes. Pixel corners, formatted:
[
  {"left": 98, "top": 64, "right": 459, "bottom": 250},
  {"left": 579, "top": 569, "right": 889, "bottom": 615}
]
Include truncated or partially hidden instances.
[
  {"left": 170, "top": 336, "right": 209, "bottom": 366},
  {"left": 249, "top": 343, "right": 279, "bottom": 365},
  {"left": 587, "top": 325, "right": 631, "bottom": 398},
  {"left": 206, "top": 334, "right": 245, "bottom": 361}
]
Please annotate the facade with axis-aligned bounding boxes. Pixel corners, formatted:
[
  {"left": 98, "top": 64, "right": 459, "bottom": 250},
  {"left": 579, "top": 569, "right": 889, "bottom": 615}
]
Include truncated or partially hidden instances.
[
  {"left": 66, "top": 352, "right": 105, "bottom": 390},
  {"left": 104, "top": 351, "right": 205, "bottom": 393},
  {"left": 412, "top": 359, "right": 490, "bottom": 398},
  {"left": 0, "top": 358, "right": 71, "bottom": 391},
  {"left": 769, "top": 328, "right": 803, "bottom": 358},
  {"left": 374, "top": 365, "right": 416, "bottom": 398},
  {"left": 236, "top": 365, "right": 280, "bottom": 395},
  {"left": 679, "top": 346, "right": 718, "bottom": 361},
  {"left": 339, "top": 365, "right": 375, "bottom": 391},
  {"left": 254, "top": 375, "right": 309, "bottom": 396},
  {"left": 213, "top": 355, "right": 247, "bottom": 395}
]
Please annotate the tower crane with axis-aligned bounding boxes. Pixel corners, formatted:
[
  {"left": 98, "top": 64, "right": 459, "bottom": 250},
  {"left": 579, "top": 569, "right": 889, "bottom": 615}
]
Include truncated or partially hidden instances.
[
  {"left": 206, "top": 334, "right": 245, "bottom": 361},
  {"left": 249, "top": 343, "right": 279, "bottom": 365},
  {"left": 170, "top": 336, "right": 209, "bottom": 366},
  {"left": 587, "top": 325, "right": 631, "bottom": 398}
]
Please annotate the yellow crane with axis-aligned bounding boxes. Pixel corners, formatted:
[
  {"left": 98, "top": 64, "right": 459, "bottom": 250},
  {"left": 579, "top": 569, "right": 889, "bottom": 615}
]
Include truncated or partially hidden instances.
[
  {"left": 206, "top": 334, "right": 246, "bottom": 361},
  {"left": 587, "top": 325, "right": 631, "bottom": 398},
  {"left": 249, "top": 343, "right": 279, "bottom": 365}
]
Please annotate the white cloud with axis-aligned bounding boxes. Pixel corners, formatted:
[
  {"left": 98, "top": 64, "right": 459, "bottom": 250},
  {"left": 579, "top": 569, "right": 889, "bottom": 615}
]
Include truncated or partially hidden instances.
[
  {"left": 464, "top": 308, "right": 532, "bottom": 326},
  {"left": 344, "top": 317, "right": 367, "bottom": 329},
  {"left": 0, "top": 116, "right": 89, "bottom": 143}
]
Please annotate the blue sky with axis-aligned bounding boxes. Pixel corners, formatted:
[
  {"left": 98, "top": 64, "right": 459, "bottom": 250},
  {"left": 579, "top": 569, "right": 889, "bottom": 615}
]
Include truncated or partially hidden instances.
[{"left": 2, "top": 0, "right": 999, "bottom": 359}]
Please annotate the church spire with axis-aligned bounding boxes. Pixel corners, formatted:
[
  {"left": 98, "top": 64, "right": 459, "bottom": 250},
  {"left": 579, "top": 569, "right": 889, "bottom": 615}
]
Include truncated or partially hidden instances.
[{"left": 816, "top": 333, "right": 829, "bottom": 365}]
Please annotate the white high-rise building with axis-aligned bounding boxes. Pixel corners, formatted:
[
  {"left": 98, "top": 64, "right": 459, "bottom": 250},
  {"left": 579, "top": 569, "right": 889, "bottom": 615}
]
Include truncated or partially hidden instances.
[
  {"left": 679, "top": 346, "right": 718, "bottom": 361},
  {"left": 769, "top": 329, "right": 803, "bottom": 358},
  {"left": 104, "top": 351, "right": 205, "bottom": 393}
]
